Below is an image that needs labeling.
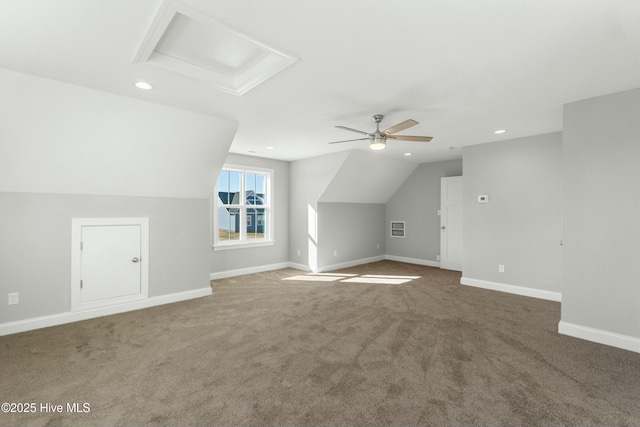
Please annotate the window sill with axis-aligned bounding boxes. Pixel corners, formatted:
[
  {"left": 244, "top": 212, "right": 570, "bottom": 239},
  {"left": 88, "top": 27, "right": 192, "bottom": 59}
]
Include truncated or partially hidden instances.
[{"left": 212, "top": 240, "right": 275, "bottom": 251}]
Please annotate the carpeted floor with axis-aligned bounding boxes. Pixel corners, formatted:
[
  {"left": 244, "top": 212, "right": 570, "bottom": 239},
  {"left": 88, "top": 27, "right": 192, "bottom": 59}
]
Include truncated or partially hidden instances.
[{"left": 1, "top": 260, "right": 640, "bottom": 426}]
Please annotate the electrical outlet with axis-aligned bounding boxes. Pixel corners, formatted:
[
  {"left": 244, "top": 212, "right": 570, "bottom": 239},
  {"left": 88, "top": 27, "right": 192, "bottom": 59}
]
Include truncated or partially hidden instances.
[
  {"left": 437, "top": 255, "right": 441, "bottom": 262},
  {"left": 8, "top": 292, "right": 19, "bottom": 305},
  {"left": 333, "top": 250, "right": 338, "bottom": 257},
  {"left": 376, "top": 243, "right": 380, "bottom": 250},
  {"left": 498, "top": 264, "right": 505, "bottom": 273},
  {"left": 297, "top": 249, "right": 301, "bottom": 256}
]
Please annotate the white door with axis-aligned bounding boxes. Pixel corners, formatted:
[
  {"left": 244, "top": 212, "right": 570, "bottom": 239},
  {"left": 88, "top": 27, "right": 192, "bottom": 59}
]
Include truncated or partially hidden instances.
[
  {"left": 81, "top": 225, "right": 141, "bottom": 303},
  {"left": 440, "top": 176, "right": 463, "bottom": 271},
  {"left": 71, "top": 218, "right": 149, "bottom": 311}
]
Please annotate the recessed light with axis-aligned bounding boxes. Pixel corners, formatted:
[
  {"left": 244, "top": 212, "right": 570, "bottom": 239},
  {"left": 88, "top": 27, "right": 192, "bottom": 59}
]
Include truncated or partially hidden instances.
[
  {"left": 445, "top": 147, "right": 456, "bottom": 151},
  {"left": 494, "top": 129, "right": 507, "bottom": 134},
  {"left": 403, "top": 152, "right": 412, "bottom": 156},
  {"left": 135, "top": 81, "right": 153, "bottom": 90},
  {"left": 266, "top": 146, "right": 275, "bottom": 150}
]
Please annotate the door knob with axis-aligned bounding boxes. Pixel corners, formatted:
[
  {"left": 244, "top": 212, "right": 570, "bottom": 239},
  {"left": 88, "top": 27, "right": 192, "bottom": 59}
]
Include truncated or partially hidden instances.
[
  {"left": 441, "top": 226, "right": 446, "bottom": 230},
  {"left": 132, "top": 257, "right": 140, "bottom": 263}
]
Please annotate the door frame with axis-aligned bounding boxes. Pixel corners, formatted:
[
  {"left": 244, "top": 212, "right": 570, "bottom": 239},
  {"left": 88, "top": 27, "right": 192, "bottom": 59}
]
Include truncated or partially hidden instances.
[{"left": 71, "top": 218, "right": 149, "bottom": 311}]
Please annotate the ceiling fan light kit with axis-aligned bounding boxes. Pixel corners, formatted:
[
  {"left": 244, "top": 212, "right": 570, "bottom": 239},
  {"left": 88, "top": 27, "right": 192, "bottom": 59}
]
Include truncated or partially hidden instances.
[
  {"left": 330, "top": 114, "right": 433, "bottom": 151},
  {"left": 369, "top": 135, "right": 386, "bottom": 151}
]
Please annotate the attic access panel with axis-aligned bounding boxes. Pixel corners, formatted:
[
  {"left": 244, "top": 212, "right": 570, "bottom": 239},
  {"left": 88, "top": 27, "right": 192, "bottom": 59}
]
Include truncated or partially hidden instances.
[{"left": 133, "top": 0, "right": 297, "bottom": 96}]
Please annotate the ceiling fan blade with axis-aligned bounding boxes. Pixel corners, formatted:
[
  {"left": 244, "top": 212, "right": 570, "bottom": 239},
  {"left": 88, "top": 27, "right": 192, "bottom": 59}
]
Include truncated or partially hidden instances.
[
  {"left": 386, "top": 135, "right": 433, "bottom": 142},
  {"left": 382, "top": 119, "right": 418, "bottom": 135},
  {"left": 335, "top": 125, "right": 371, "bottom": 136},
  {"left": 328, "top": 137, "right": 370, "bottom": 144}
]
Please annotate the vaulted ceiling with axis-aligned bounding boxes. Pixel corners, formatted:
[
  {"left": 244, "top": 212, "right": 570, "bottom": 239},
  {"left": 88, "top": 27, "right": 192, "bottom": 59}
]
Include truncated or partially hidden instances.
[{"left": 1, "top": 0, "right": 639, "bottom": 163}]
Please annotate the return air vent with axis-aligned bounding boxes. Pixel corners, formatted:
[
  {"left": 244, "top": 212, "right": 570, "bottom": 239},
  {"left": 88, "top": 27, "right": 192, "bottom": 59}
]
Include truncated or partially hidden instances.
[
  {"left": 390, "top": 221, "right": 405, "bottom": 238},
  {"left": 133, "top": 0, "right": 298, "bottom": 96}
]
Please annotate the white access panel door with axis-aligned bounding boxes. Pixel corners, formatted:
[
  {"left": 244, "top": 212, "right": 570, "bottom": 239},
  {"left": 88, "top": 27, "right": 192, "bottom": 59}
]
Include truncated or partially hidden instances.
[
  {"left": 440, "top": 177, "right": 463, "bottom": 271},
  {"left": 71, "top": 218, "right": 149, "bottom": 311},
  {"left": 81, "top": 225, "right": 141, "bottom": 303}
]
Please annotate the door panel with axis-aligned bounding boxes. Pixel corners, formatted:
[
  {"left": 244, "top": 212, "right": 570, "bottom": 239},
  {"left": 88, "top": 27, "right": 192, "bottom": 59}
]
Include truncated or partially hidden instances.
[
  {"left": 81, "top": 225, "right": 141, "bottom": 304},
  {"left": 440, "top": 176, "right": 463, "bottom": 271}
]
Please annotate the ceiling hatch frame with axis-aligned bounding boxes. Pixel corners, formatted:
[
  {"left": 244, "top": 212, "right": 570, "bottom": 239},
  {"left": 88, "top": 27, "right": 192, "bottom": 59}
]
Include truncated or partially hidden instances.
[{"left": 133, "top": 0, "right": 298, "bottom": 96}]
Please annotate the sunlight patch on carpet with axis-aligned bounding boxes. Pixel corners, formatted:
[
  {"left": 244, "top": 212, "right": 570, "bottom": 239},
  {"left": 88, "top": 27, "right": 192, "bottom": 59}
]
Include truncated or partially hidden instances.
[
  {"left": 283, "top": 275, "right": 343, "bottom": 282},
  {"left": 341, "top": 276, "right": 414, "bottom": 285},
  {"left": 283, "top": 272, "right": 420, "bottom": 284}
]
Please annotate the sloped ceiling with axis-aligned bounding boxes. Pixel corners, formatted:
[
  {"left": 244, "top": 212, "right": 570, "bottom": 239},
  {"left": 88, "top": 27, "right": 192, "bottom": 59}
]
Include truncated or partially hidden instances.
[
  {"left": 0, "top": 68, "right": 238, "bottom": 198},
  {"left": 1, "top": 0, "right": 639, "bottom": 163},
  {"left": 319, "top": 150, "right": 418, "bottom": 204}
]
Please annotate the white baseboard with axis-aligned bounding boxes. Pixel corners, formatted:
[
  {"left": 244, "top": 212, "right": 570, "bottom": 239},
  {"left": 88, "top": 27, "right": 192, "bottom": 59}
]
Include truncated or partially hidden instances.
[
  {"left": 460, "top": 277, "right": 562, "bottom": 302},
  {"left": 558, "top": 321, "right": 640, "bottom": 354},
  {"left": 210, "top": 256, "right": 437, "bottom": 279},
  {"left": 384, "top": 255, "right": 440, "bottom": 268},
  {"left": 287, "top": 262, "right": 312, "bottom": 272},
  {"left": 0, "top": 287, "right": 212, "bottom": 337},
  {"left": 318, "top": 255, "right": 386, "bottom": 273},
  {"left": 210, "top": 262, "right": 291, "bottom": 280}
]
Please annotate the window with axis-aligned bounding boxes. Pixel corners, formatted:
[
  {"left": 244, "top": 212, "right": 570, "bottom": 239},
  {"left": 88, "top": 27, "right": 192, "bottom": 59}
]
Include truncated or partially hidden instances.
[{"left": 213, "top": 165, "right": 273, "bottom": 249}]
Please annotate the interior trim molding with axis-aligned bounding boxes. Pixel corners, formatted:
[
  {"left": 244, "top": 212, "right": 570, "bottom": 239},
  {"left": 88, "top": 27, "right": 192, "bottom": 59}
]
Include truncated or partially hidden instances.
[
  {"left": 209, "top": 262, "right": 291, "bottom": 280},
  {"left": 287, "top": 262, "right": 312, "bottom": 272},
  {"left": 384, "top": 255, "right": 440, "bottom": 268},
  {"left": 210, "top": 257, "right": 438, "bottom": 280},
  {"left": 0, "top": 287, "right": 212, "bottom": 337},
  {"left": 460, "top": 276, "right": 562, "bottom": 302},
  {"left": 317, "top": 255, "right": 386, "bottom": 273},
  {"left": 558, "top": 321, "right": 640, "bottom": 354},
  {"left": 133, "top": 0, "right": 298, "bottom": 95}
]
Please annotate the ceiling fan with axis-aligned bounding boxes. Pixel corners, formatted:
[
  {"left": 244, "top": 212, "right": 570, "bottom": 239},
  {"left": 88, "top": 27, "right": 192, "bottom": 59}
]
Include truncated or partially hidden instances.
[{"left": 329, "top": 114, "right": 433, "bottom": 151}]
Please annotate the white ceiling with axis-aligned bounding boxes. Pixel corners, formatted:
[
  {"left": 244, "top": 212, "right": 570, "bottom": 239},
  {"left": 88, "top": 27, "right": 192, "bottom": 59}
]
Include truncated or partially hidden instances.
[{"left": 1, "top": 0, "right": 639, "bottom": 163}]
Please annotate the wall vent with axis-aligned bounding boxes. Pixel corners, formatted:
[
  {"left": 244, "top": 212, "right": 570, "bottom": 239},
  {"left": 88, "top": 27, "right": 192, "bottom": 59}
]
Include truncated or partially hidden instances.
[{"left": 390, "top": 221, "right": 405, "bottom": 238}]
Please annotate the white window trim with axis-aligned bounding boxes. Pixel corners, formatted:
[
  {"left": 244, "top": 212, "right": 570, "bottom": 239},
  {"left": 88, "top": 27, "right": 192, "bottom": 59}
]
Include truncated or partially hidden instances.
[{"left": 212, "top": 164, "right": 275, "bottom": 250}]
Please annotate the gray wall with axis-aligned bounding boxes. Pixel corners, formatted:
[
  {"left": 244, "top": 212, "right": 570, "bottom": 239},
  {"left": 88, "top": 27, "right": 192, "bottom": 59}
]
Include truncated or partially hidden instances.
[
  {"left": 0, "top": 70, "right": 237, "bottom": 326},
  {"left": 317, "top": 202, "right": 385, "bottom": 269},
  {"left": 288, "top": 150, "right": 419, "bottom": 271},
  {"left": 462, "top": 132, "right": 562, "bottom": 292},
  {"left": 289, "top": 151, "right": 349, "bottom": 269},
  {"left": 385, "top": 159, "right": 463, "bottom": 263},
  {"left": 562, "top": 89, "right": 640, "bottom": 338},
  {"left": 0, "top": 192, "right": 211, "bottom": 323},
  {"left": 210, "top": 153, "right": 290, "bottom": 273}
]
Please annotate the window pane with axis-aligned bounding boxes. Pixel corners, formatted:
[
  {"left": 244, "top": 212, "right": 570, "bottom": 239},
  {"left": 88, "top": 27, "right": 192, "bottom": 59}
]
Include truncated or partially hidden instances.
[
  {"left": 246, "top": 173, "right": 256, "bottom": 194},
  {"left": 255, "top": 174, "right": 266, "bottom": 205},
  {"left": 217, "top": 170, "right": 229, "bottom": 204},
  {"left": 245, "top": 173, "right": 266, "bottom": 206},
  {"left": 218, "top": 170, "right": 241, "bottom": 205},
  {"left": 246, "top": 208, "right": 266, "bottom": 239},
  {"left": 229, "top": 171, "right": 241, "bottom": 204},
  {"left": 218, "top": 207, "right": 240, "bottom": 241}
]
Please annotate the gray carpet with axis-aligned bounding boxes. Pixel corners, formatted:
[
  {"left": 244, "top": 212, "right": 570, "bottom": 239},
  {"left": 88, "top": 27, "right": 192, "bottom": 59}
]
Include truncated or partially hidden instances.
[{"left": 1, "top": 261, "right": 640, "bottom": 426}]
